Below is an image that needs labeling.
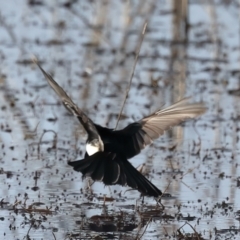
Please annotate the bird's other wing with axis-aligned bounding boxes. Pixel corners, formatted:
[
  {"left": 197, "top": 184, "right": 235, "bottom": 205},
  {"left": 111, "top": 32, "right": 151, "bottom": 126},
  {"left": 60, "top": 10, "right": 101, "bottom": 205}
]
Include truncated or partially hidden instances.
[
  {"left": 33, "top": 59, "right": 99, "bottom": 140},
  {"left": 68, "top": 151, "right": 162, "bottom": 197},
  {"left": 139, "top": 97, "right": 206, "bottom": 142},
  {"left": 112, "top": 98, "right": 206, "bottom": 158}
]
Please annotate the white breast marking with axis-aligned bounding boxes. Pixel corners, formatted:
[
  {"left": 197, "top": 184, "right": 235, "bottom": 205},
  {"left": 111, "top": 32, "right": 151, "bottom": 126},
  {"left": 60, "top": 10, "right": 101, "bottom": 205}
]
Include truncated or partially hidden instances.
[{"left": 86, "top": 143, "right": 99, "bottom": 156}]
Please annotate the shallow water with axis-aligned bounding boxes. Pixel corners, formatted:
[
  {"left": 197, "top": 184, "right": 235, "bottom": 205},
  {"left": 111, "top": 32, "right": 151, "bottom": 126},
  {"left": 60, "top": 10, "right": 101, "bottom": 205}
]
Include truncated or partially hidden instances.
[{"left": 1, "top": 0, "right": 240, "bottom": 239}]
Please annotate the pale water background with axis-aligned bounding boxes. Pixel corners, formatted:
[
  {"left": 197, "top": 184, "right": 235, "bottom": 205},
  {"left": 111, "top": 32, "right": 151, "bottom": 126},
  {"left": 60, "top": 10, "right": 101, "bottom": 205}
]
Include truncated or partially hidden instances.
[{"left": 0, "top": 0, "right": 240, "bottom": 239}]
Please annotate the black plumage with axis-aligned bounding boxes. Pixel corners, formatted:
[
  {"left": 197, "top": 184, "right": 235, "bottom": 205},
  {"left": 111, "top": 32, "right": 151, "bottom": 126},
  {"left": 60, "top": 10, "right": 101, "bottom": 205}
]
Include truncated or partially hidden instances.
[
  {"left": 34, "top": 59, "right": 206, "bottom": 197},
  {"left": 68, "top": 149, "right": 162, "bottom": 197}
]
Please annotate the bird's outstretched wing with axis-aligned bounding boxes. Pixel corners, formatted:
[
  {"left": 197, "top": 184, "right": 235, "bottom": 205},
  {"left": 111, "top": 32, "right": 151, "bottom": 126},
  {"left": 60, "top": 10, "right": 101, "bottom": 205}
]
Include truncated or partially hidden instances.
[
  {"left": 33, "top": 59, "right": 99, "bottom": 141},
  {"left": 96, "top": 98, "right": 206, "bottom": 158},
  {"left": 33, "top": 58, "right": 205, "bottom": 159},
  {"left": 68, "top": 151, "right": 162, "bottom": 197}
]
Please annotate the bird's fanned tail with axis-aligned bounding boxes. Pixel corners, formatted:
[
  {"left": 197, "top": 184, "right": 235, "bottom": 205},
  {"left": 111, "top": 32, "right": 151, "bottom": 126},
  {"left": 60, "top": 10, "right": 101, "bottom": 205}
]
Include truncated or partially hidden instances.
[{"left": 68, "top": 152, "right": 162, "bottom": 197}]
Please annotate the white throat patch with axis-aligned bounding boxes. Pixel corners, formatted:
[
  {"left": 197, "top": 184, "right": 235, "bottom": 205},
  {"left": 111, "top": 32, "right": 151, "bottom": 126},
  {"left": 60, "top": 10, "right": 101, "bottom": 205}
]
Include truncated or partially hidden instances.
[{"left": 86, "top": 143, "right": 99, "bottom": 156}]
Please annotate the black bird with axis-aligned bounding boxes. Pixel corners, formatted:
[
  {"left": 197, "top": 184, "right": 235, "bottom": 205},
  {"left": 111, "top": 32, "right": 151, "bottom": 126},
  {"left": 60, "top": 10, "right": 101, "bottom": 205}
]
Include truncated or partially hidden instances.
[{"left": 34, "top": 60, "right": 206, "bottom": 198}]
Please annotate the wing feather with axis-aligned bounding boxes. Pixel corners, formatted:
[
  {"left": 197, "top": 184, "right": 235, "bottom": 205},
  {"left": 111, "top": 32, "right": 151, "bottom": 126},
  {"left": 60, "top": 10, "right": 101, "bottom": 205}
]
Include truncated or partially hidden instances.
[
  {"left": 34, "top": 59, "right": 100, "bottom": 140},
  {"left": 109, "top": 98, "right": 206, "bottom": 158}
]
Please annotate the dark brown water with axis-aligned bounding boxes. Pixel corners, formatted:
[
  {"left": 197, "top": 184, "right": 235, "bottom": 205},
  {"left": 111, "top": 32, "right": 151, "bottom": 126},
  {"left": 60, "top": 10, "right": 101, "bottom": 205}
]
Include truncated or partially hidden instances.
[{"left": 1, "top": 1, "right": 240, "bottom": 239}]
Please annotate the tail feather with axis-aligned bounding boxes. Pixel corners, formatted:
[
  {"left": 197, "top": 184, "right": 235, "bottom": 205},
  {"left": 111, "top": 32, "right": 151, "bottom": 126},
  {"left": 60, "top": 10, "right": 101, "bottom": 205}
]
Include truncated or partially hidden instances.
[
  {"left": 68, "top": 158, "right": 91, "bottom": 172},
  {"left": 120, "top": 160, "right": 162, "bottom": 197},
  {"left": 68, "top": 158, "right": 96, "bottom": 176},
  {"left": 103, "top": 157, "right": 120, "bottom": 184},
  {"left": 117, "top": 160, "right": 138, "bottom": 189},
  {"left": 91, "top": 158, "right": 106, "bottom": 181},
  {"left": 68, "top": 152, "right": 162, "bottom": 197}
]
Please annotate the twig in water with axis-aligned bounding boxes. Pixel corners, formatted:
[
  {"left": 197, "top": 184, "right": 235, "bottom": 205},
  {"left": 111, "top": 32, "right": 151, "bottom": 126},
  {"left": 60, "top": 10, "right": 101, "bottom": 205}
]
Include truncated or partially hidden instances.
[
  {"left": 156, "top": 181, "right": 171, "bottom": 209},
  {"left": 23, "top": 220, "right": 34, "bottom": 240},
  {"left": 135, "top": 217, "right": 152, "bottom": 240},
  {"left": 52, "top": 231, "right": 57, "bottom": 240},
  {"left": 37, "top": 130, "right": 58, "bottom": 158},
  {"left": 177, "top": 222, "right": 201, "bottom": 240}
]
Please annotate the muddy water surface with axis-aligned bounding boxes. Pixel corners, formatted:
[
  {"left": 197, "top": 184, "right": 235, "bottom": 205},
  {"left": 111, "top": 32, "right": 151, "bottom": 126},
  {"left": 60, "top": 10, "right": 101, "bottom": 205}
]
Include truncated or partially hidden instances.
[{"left": 0, "top": 1, "right": 240, "bottom": 239}]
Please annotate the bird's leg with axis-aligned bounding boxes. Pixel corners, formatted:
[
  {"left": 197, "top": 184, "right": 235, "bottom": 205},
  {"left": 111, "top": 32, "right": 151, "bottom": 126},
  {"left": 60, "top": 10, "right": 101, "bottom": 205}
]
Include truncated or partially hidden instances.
[
  {"left": 135, "top": 199, "right": 139, "bottom": 211},
  {"left": 86, "top": 178, "right": 94, "bottom": 195},
  {"left": 101, "top": 186, "right": 113, "bottom": 206},
  {"left": 107, "top": 186, "right": 113, "bottom": 198},
  {"left": 155, "top": 196, "right": 165, "bottom": 209},
  {"left": 102, "top": 200, "right": 108, "bottom": 214},
  {"left": 135, "top": 195, "right": 144, "bottom": 210},
  {"left": 103, "top": 194, "right": 106, "bottom": 206}
]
